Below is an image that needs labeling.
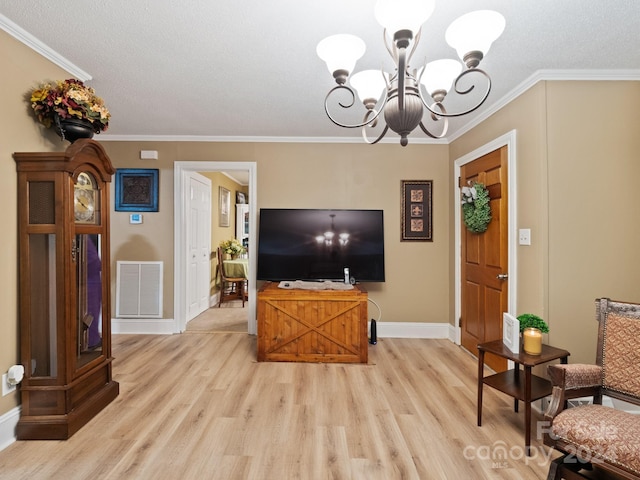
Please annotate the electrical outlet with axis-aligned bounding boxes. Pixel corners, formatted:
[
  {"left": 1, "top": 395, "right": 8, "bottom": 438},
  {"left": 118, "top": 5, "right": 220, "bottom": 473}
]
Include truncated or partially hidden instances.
[
  {"left": 2, "top": 373, "right": 16, "bottom": 396},
  {"left": 518, "top": 228, "right": 531, "bottom": 245}
]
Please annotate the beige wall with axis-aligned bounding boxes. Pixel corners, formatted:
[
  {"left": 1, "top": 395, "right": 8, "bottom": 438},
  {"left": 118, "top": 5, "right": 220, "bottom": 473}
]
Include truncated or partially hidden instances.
[
  {"left": 450, "top": 81, "right": 640, "bottom": 364},
  {"left": 545, "top": 81, "right": 640, "bottom": 363},
  {"left": 0, "top": 31, "right": 72, "bottom": 415},
  {"left": 202, "top": 171, "right": 246, "bottom": 252},
  {"left": 101, "top": 141, "right": 452, "bottom": 326}
]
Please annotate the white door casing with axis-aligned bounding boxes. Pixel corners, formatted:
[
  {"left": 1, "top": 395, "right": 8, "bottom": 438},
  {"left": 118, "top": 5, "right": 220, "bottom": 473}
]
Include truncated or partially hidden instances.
[
  {"left": 454, "top": 130, "right": 518, "bottom": 345},
  {"left": 174, "top": 161, "right": 257, "bottom": 334}
]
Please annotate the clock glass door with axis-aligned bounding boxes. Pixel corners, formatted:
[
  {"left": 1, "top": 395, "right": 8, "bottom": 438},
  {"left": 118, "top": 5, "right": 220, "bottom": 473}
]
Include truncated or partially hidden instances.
[
  {"left": 27, "top": 233, "right": 58, "bottom": 378},
  {"left": 75, "top": 233, "right": 103, "bottom": 368},
  {"left": 26, "top": 180, "right": 58, "bottom": 379}
]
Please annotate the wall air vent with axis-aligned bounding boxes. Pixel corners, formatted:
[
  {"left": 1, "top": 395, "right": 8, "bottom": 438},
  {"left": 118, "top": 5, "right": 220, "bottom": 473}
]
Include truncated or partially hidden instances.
[{"left": 116, "top": 261, "right": 163, "bottom": 318}]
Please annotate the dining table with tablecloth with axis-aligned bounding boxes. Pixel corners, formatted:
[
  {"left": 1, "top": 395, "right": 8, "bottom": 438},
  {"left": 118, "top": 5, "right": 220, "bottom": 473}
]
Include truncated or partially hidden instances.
[{"left": 223, "top": 257, "right": 249, "bottom": 279}]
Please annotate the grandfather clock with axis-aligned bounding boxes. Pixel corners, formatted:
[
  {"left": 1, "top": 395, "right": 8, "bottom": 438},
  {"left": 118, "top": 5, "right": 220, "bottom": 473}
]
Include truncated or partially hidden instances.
[{"left": 14, "top": 139, "right": 119, "bottom": 439}]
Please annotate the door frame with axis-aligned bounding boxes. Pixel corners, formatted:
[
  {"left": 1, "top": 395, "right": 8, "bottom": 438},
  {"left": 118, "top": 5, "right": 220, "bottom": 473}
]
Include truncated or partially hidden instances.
[
  {"left": 174, "top": 161, "right": 257, "bottom": 334},
  {"left": 453, "top": 130, "right": 518, "bottom": 345}
]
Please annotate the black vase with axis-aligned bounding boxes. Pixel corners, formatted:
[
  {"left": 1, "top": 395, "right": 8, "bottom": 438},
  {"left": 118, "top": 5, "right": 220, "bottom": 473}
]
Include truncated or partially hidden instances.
[{"left": 54, "top": 116, "right": 96, "bottom": 143}]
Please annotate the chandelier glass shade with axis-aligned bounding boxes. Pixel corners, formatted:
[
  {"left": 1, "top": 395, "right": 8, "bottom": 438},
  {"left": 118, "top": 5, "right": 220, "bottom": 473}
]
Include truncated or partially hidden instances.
[{"left": 316, "top": 0, "right": 505, "bottom": 146}]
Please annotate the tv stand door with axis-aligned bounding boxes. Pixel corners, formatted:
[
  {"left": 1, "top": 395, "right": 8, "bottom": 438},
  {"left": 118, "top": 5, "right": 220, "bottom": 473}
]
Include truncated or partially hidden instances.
[{"left": 257, "top": 282, "right": 368, "bottom": 363}]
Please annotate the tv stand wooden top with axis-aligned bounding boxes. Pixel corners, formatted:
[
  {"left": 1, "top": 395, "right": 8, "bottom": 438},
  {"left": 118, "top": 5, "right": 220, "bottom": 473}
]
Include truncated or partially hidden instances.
[{"left": 260, "top": 280, "right": 367, "bottom": 294}]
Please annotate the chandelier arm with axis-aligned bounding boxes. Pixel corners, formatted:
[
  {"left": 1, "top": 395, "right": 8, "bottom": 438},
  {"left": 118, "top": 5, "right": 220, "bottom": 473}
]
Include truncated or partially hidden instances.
[
  {"left": 418, "top": 118, "right": 448, "bottom": 139},
  {"left": 382, "top": 28, "right": 398, "bottom": 64},
  {"left": 362, "top": 123, "right": 390, "bottom": 145},
  {"left": 452, "top": 67, "right": 488, "bottom": 96},
  {"left": 358, "top": 107, "right": 389, "bottom": 144},
  {"left": 418, "top": 101, "right": 449, "bottom": 139},
  {"left": 381, "top": 69, "right": 390, "bottom": 90},
  {"left": 324, "top": 85, "right": 389, "bottom": 129},
  {"left": 407, "top": 28, "right": 421, "bottom": 65},
  {"left": 421, "top": 68, "right": 493, "bottom": 118}
]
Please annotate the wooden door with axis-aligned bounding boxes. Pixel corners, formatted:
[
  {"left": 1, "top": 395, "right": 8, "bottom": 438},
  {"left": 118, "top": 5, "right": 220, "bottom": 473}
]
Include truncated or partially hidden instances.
[{"left": 460, "top": 146, "right": 509, "bottom": 372}]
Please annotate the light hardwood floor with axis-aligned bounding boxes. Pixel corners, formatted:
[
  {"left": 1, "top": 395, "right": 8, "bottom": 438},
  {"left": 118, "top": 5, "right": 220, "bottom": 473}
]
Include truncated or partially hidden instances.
[
  {"left": 0, "top": 333, "right": 559, "bottom": 479},
  {"left": 187, "top": 302, "right": 248, "bottom": 333}
]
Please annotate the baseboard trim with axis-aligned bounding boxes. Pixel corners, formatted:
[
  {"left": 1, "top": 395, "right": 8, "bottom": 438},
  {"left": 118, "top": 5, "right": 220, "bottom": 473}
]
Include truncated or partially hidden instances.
[
  {"left": 0, "top": 406, "right": 20, "bottom": 452},
  {"left": 110, "top": 317, "right": 455, "bottom": 346},
  {"left": 112, "top": 318, "right": 176, "bottom": 335},
  {"left": 376, "top": 321, "right": 450, "bottom": 339},
  {"left": 111, "top": 318, "right": 452, "bottom": 338}
]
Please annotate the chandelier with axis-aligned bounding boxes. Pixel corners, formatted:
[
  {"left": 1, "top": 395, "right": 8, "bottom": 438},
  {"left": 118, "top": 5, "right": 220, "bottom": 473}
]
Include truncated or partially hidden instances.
[
  {"left": 316, "top": 214, "right": 350, "bottom": 247},
  {"left": 316, "top": 0, "right": 505, "bottom": 146}
]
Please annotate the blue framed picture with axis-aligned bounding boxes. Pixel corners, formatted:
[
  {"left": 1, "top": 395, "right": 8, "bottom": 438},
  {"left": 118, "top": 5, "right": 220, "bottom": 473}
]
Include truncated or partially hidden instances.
[{"left": 115, "top": 169, "right": 159, "bottom": 212}]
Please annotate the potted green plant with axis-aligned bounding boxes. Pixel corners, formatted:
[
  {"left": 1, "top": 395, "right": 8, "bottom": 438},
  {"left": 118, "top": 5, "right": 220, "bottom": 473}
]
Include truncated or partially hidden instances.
[
  {"left": 29, "top": 78, "right": 111, "bottom": 142},
  {"left": 517, "top": 313, "right": 548, "bottom": 355}
]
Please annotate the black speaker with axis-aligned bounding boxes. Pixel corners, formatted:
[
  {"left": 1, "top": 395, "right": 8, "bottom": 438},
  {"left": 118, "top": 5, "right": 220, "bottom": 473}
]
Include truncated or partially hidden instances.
[{"left": 369, "top": 319, "right": 377, "bottom": 345}]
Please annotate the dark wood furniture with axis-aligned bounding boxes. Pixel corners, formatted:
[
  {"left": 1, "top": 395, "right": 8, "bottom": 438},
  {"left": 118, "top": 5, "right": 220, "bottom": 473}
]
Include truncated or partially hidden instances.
[
  {"left": 14, "top": 140, "right": 119, "bottom": 439},
  {"left": 216, "top": 247, "right": 245, "bottom": 307},
  {"left": 477, "top": 339, "right": 569, "bottom": 455},
  {"left": 257, "top": 281, "right": 368, "bottom": 363},
  {"left": 544, "top": 298, "right": 640, "bottom": 480}
]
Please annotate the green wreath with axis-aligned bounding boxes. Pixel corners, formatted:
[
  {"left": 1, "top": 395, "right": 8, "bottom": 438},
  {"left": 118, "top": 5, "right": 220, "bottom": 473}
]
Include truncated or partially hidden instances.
[{"left": 461, "top": 182, "right": 492, "bottom": 233}]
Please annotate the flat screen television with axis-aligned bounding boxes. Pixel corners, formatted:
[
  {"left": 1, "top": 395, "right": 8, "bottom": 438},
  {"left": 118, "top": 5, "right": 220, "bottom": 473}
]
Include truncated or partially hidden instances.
[{"left": 257, "top": 208, "right": 385, "bottom": 282}]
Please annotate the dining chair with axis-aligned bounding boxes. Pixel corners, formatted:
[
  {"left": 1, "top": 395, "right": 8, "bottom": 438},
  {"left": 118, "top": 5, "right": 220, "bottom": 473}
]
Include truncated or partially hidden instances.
[{"left": 216, "top": 247, "right": 245, "bottom": 307}]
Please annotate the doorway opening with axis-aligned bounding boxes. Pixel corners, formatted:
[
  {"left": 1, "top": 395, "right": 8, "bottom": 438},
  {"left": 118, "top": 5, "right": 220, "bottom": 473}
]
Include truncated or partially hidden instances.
[{"left": 174, "top": 161, "right": 257, "bottom": 335}]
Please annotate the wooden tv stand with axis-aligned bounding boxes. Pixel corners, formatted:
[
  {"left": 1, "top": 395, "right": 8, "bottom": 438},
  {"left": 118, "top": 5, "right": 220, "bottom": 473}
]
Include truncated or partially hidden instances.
[{"left": 257, "top": 282, "right": 368, "bottom": 363}]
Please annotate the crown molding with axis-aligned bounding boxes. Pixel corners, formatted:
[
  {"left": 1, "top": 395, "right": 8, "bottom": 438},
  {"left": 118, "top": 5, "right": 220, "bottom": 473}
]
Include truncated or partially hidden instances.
[
  {"left": 97, "top": 134, "right": 448, "bottom": 145},
  {"left": 0, "top": 13, "right": 91, "bottom": 81}
]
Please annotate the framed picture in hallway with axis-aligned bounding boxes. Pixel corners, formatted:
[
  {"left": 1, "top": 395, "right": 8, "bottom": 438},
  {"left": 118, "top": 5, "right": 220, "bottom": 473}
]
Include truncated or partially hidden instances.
[
  {"left": 219, "top": 186, "right": 231, "bottom": 227},
  {"left": 401, "top": 180, "right": 432, "bottom": 241}
]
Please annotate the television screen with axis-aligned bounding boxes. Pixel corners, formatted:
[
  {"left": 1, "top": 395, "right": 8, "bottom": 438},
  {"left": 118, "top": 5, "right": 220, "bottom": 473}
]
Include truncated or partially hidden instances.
[{"left": 257, "top": 209, "right": 385, "bottom": 282}]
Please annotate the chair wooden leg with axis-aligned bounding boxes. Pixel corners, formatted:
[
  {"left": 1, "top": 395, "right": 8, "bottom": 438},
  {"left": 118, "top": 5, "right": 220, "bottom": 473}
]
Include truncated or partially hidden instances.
[
  {"left": 547, "top": 456, "right": 563, "bottom": 480},
  {"left": 548, "top": 454, "right": 592, "bottom": 480},
  {"left": 218, "top": 279, "right": 246, "bottom": 307},
  {"left": 217, "top": 287, "right": 223, "bottom": 307}
]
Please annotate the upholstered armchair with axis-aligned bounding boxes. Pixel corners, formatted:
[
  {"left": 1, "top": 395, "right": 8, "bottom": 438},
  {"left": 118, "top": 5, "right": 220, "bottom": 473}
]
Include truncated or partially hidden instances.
[{"left": 544, "top": 298, "right": 640, "bottom": 480}]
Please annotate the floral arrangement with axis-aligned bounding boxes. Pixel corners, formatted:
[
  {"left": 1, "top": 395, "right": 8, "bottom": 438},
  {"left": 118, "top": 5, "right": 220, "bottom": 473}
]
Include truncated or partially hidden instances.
[
  {"left": 30, "top": 78, "right": 111, "bottom": 132},
  {"left": 461, "top": 181, "right": 492, "bottom": 233},
  {"left": 517, "top": 313, "right": 549, "bottom": 333},
  {"left": 219, "top": 238, "right": 245, "bottom": 256}
]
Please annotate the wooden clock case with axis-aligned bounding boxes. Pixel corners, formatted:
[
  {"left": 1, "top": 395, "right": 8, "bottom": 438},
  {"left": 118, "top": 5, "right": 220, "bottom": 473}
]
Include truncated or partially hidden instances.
[{"left": 14, "top": 139, "right": 119, "bottom": 440}]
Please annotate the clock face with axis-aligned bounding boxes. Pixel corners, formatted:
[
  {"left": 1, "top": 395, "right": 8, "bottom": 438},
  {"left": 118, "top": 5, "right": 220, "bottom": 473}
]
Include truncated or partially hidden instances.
[{"left": 74, "top": 172, "right": 97, "bottom": 224}]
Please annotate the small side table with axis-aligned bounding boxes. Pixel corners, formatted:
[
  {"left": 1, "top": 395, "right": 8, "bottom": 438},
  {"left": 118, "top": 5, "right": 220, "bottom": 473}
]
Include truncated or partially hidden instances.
[{"left": 477, "top": 340, "right": 570, "bottom": 455}]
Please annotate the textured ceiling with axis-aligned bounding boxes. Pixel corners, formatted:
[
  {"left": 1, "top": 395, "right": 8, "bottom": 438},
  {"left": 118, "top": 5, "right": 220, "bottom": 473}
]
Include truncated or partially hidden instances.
[{"left": 1, "top": 0, "right": 639, "bottom": 145}]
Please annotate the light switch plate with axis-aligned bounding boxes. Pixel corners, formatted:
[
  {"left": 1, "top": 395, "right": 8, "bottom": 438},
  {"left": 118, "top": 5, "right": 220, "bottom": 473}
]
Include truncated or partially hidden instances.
[{"left": 519, "top": 228, "right": 531, "bottom": 245}]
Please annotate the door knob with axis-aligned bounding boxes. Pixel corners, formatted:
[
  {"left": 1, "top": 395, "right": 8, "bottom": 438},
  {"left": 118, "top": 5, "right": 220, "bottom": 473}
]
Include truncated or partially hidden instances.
[{"left": 496, "top": 273, "right": 508, "bottom": 280}]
